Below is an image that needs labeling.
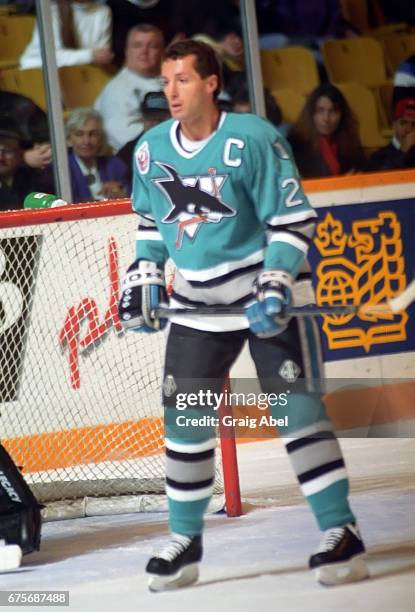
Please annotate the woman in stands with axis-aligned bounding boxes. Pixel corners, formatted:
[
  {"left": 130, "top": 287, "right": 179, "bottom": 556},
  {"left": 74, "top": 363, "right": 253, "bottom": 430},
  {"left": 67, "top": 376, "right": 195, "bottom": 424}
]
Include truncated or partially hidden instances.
[
  {"left": 288, "top": 83, "right": 366, "bottom": 178},
  {"left": 66, "top": 107, "right": 130, "bottom": 202}
]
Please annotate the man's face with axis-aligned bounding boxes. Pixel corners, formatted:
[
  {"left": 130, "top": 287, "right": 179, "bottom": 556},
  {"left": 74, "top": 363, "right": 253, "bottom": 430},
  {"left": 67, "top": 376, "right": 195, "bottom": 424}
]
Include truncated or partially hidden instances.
[
  {"left": 68, "top": 119, "right": 103, "bottom": 161},
  {"left": 125, "top": 31, "right": 164, "bottom": 77},
  {"left": 162, "top": 55, "right": 218, "bottom": 123},
  {"left": 0, "top": 137, "right": 22, "bottom": 180},
  {"left": 394, "top": 115, "right": 415, "bottom": 146}
]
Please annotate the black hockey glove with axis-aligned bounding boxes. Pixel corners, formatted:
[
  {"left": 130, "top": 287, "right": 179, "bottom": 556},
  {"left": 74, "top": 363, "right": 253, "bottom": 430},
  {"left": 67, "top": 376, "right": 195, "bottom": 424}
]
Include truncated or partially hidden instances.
[{"left": 118, "top": 259, "right": 168, "bottom": 332}]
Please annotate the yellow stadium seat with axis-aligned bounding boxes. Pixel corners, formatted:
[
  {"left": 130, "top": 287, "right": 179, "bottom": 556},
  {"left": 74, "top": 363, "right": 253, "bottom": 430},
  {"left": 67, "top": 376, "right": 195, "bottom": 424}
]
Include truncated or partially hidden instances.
[
  {"left": 0, "top": 15, "right": 35, "bottom": 68},
  {"left": 271, "top": 89, "right": 306, "bottom": 124},
  {"left": 260, "top": 46, "right": 320, "bottom": 96},
  {"left": 59, "top": 64, "right": 113, "bottom": 110},
  {"left": 0, "top": 67, "right": 47, "bottom": 111},
  {"left": 376, "top": 81, "right": 394, "bottom": 130},
  {"left": 381, "top": 33, "right": 415, "bottom": 75},
  {"left": 322, "top": 37, "right": 388, "bottom": 88},
  {"left": 336, "top": 82, "right": 390, "bottom": 149}
]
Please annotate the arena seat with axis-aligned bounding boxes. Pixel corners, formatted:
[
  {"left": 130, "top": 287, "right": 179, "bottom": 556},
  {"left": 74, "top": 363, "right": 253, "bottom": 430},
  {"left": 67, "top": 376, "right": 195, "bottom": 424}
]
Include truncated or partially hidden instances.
[
  {"left": 337, "top": 81, "right": 390, "bottom": 149},
  {"left": 59, "top": 64, "right": 113, "bottom": 110},
  {"left": 322, "top": 37, "right": 388, "bottom": 88},
  {"left": 260, "top": 46, "right": 319, "bottom": 96},
  {"left": 0, "top": 67, "right": 47, "bottom": 111},
  {"left": 381, "top": 33, "right": 415, "bottom": 75},
  {"left": 0, "top": 15, "right": 35, "bottom": 69},
  {"left": 271, "top": 89, "right": 306, "bottom": 124}
]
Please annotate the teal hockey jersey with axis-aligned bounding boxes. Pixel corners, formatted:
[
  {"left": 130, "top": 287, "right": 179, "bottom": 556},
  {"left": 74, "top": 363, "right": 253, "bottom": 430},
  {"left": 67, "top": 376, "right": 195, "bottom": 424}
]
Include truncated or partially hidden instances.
[{"left": 132, "top": 112, "right": 317, "bottom": 331}]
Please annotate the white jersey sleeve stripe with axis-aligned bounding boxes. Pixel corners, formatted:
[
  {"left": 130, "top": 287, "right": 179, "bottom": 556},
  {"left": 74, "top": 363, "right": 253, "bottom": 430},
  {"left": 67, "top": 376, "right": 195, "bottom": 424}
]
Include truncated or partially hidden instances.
[
  {"left": 267, "top": 209, "right": 318, "bottom": 226},
  {"left": 268, "top": 232, "right": 309, "bottom": 253},
  {"left": 136, "top": 229, "right": 163, "bottom": 241}
]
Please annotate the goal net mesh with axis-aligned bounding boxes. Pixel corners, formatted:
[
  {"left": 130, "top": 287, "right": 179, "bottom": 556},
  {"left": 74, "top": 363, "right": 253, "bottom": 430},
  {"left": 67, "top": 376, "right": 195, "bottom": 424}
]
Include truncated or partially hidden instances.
[{"left": 0, "top": 204, "right": 223, "bottom": 519}]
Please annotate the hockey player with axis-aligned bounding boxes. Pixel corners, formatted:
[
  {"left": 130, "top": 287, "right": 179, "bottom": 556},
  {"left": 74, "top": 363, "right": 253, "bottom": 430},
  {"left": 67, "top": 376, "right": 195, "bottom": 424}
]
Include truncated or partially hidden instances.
[
  {"left": 0, "top": 444, "right": 42, "bottom": 572},
  {"left": 118, "top": 39, "right": 369, "bottom": 591}
]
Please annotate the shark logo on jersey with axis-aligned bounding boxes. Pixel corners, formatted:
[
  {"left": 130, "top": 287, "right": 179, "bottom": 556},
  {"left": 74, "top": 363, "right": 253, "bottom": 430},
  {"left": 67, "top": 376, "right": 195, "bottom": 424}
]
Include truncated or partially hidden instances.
[{"left": 152, "top": 161, "right": 236, "bottom": 248}]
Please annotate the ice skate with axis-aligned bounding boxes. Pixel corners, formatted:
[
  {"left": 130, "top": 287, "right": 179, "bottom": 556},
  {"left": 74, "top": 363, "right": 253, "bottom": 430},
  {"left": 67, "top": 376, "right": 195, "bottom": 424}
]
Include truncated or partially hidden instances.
[
  {"left": 309, "top": 523, "right": 369, "bottom": 586},
  {"left": 146, "top": 534, "right": 202, "bottom": 592}
]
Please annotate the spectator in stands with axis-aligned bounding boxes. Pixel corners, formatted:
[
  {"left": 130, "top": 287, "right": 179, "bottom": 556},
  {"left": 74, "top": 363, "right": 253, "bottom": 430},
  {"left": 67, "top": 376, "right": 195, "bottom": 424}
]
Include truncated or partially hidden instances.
[
  {"left": 105, "top": 0, "right": 174, "bottom": 66},
  {"left": 0, "top": 91, "right": 51, "bottom": 170},
  {"left": 193, "top": 20, "right": 245, "bottom": 100},
  {"left": 66, "top": 107, "right": 130, "bottom": 202},
  {"left": 370, "top": 98, "right": 415, "bottom": 171},
  {"left": 0, "top": 118, "right": 40, "bottom": 211},
  {"left": 232, "top": 85, "right": 283, "bottom": 130},
  {"left": 288, "top": 83, "right": 366, "bottom": 179},
  {"left": 116, "top": 90, "right": 170, "bottom": 182},
  {"left": 20, "top": 0, "right": 114, "bottom": 69},
  {"left": 393, "top": 54, "right": 415, "bottom": 106},
  {"left": 95, "top": 23, "right": 164, "bottom": 152}
]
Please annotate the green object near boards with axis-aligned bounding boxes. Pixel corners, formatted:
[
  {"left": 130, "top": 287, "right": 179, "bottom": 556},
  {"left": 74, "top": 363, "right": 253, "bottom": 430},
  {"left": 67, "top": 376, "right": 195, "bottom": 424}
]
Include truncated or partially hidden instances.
[{"left": 23, "top": 192, "right": 67, "bottom": 209}]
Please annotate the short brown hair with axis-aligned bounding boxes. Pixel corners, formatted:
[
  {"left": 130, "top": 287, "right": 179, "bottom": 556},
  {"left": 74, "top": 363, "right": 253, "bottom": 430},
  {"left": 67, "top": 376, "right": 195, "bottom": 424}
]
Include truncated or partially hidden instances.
[
  {"left": 126, "top": 23, "right": 164, "bottom": 48},
  {"left": 163, "top": 39, "right": 222, "bottom": 99}
]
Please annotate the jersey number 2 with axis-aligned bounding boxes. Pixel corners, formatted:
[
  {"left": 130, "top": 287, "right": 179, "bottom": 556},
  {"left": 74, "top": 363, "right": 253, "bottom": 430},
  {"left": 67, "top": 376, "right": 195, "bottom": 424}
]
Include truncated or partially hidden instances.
[{"left": 282, "top": 178, "right": 303, "bottom": 207}]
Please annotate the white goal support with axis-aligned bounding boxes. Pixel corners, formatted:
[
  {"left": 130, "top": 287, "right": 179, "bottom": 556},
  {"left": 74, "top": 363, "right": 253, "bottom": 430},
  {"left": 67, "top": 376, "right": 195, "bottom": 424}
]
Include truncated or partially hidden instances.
[{"left": 0, "top": 201, "right": 241, "bottom": 520}]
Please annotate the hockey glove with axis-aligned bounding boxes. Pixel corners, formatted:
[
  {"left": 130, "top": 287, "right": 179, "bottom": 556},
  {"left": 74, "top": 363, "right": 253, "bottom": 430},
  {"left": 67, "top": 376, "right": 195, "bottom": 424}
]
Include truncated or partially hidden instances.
[
  {"left": 118, "top": 259, "right": 168, "bottom": 333},
  {"left": 246, "top": 270, "right": 293, "bottom": 338}
]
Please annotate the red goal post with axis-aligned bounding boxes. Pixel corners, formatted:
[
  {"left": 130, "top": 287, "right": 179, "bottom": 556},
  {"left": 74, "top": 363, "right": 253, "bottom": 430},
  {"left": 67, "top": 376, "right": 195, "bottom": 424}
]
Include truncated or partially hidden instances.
[{"left": 0, "top": 200, "right": 241, "bottom": 520}]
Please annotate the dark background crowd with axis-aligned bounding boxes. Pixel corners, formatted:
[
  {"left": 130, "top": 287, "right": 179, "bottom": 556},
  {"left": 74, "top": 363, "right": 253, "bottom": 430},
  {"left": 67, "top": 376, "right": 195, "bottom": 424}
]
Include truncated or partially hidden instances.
[{"left": 1, "top": 0, "right": 415, "bottom": 211}]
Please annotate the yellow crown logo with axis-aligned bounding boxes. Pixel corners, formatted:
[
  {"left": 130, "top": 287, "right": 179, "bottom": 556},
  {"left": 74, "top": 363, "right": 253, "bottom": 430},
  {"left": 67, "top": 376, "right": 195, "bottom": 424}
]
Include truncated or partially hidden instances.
[{"left": 315, "top": 211, "right": 408, "bottom": 353}]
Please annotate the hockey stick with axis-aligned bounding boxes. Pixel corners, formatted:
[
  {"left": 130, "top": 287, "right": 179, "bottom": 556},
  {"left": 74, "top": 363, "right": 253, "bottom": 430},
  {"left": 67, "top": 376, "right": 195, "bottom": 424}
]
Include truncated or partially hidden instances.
[
  {"left": 154, "top": 280, "right": 415, "bottom": 319},
  {"left": 155, "top": 304, "right": 354, "bottom": 317}
]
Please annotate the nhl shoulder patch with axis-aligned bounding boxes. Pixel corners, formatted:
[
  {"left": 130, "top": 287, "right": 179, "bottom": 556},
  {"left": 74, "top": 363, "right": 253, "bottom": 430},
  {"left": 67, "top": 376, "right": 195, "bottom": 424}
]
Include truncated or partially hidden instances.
[{"left": 135, "top": 140, "right": 150, "bottom": 175}]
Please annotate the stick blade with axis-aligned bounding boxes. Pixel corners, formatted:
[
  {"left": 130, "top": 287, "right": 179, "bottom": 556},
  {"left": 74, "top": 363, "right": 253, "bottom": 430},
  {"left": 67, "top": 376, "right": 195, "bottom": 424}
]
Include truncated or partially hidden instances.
[{"left": 358, "top": 303, "right": 394, "bottom": 317}]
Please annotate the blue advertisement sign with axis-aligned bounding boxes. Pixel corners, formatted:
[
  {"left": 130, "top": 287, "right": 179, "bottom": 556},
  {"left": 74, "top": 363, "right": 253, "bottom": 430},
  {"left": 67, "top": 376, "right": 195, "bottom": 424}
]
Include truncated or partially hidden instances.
[{"left": 308, "top": 198, "right": 415, "bottom": 361}]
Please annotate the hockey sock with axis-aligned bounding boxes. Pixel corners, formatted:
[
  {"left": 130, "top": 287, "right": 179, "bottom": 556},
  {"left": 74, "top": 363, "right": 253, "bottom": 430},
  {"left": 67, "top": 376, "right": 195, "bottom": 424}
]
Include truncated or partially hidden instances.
[
  {"left": 164, "top": 428, "right": 216, "bottom": 536},
  {"left": 273, "top": 393, "right": 355, "bottom": 531}
]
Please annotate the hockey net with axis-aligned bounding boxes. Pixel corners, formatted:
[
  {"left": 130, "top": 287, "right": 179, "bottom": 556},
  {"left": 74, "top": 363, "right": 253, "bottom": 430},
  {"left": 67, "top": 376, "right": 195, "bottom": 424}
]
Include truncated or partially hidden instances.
[{"left": 0, "top": 201, "right": 232, "bottom": 520}]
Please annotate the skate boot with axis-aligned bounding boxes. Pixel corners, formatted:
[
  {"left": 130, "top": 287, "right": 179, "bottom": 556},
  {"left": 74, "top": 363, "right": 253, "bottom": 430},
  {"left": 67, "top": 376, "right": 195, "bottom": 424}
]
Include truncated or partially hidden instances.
[
  {"left": 146, "top": 533, "right": 202, "bottom": 592},
  {"left": 309, "top": 523, "right": 369, "bottom": 586}
]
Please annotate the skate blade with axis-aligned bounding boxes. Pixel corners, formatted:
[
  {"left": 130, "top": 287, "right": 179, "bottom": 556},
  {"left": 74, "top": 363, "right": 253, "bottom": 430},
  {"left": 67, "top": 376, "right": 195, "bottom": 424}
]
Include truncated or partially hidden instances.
[
  {"left": 0, "top": 544, "right": 22, "bottom": 573},
  {"left": 148, "top": 563, "right": 199, "bottom": 592},
  {"left": 315, "top": 554, "right": 369, "bottom": 586}
]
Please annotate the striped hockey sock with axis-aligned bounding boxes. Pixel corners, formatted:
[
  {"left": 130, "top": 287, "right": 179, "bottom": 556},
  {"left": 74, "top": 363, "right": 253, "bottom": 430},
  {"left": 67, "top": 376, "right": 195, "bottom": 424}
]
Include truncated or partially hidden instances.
[
  {"left": 165, "top": 436, "right": 216, "bottom": 536},
  {"left": 278, "top": 395, "right": 355, "bottom": 530}
]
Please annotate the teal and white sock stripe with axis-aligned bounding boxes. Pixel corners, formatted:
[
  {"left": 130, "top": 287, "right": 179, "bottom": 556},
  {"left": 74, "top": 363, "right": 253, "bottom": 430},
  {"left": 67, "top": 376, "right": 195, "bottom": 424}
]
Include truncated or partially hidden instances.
[
  {"left": 165, "top": 437, "right": 216, "bottom": 536},
  {"left": 279, "top": 317, "right": 355, "bottom": 531}
]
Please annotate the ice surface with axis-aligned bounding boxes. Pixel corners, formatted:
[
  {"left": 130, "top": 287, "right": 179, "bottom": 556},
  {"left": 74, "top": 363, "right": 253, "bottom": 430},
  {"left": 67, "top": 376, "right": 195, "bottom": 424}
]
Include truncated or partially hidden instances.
[{"left": 2, "top": 438, "right": 415, "bottom": 612}]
